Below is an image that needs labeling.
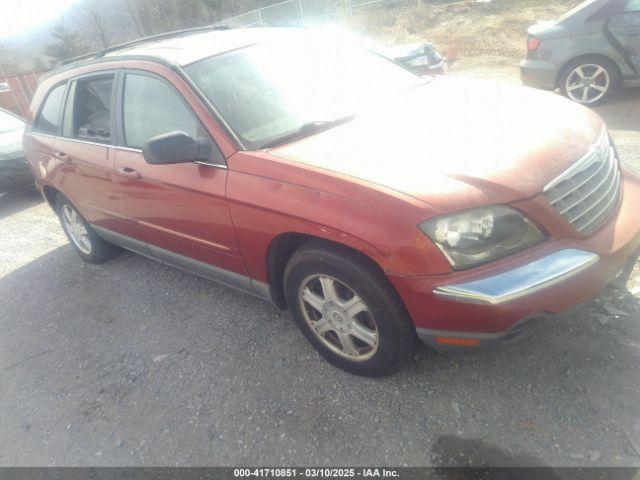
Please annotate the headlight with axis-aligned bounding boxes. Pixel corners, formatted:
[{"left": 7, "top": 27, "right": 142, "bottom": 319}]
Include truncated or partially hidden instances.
[{"left": 419, "top": 206, "right": 545, "bottom": 269}]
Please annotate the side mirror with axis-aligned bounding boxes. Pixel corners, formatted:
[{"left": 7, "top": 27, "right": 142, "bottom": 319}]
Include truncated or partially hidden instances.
[{"left": 142, "top": 130, "right": 207, "bottom": 165}]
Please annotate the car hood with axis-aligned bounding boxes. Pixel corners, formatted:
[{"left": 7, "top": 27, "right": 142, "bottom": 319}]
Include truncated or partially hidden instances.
[
  {"left": 0, "top": 127, "right": 25, "bottom": 161},
  {"left": 269, "top": 77, "right": 603, "bottom": 213}
]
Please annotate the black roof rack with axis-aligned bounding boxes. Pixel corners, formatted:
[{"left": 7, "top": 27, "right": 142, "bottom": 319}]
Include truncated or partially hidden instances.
[
  {"left": 57, "top": 25, "right": 231, "bottom": 67},
  {"left": 40, "top": 54, "right": 177, "bottom": 83}
]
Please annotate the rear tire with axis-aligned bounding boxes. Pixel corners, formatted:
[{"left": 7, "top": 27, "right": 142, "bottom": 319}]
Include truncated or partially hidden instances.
[
  {"left": 55, "top": 194, "right": 120, "bottom": 263},
  {"left": 284, "top": 241, "right": 419, "bottom": 377},
  {"left": 558, "top": 56, "right": 620, "bottom": 106}
]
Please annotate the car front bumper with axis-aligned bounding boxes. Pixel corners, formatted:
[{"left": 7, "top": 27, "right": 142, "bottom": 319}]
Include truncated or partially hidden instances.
[{"left": 390, "top": 167, "right": 640, "bottom": 351}]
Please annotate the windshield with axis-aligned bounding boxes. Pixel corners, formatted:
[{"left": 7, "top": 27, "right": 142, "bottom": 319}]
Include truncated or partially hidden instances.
[
  {"left": 184, "top": 35, "right": 423, "bottom": 149},
  {"left": 0, "top": 110, "right": 24, "bottom": 133}
]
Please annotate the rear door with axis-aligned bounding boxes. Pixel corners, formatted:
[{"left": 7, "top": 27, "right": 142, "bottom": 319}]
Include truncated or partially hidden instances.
[
  {"left": 56, "top": 71, "right": 133, "bottom": 234},
  {"left": 608, "top": 0, "right": 640, "bottom": 74},
  {"left": 112, "top": 69, "right": 246, "bottom": 277}
]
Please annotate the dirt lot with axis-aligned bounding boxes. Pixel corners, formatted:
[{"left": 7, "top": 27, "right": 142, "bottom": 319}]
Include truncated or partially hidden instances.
[{"left": 1, "top": 64, "right": 640, "bottom": 469}]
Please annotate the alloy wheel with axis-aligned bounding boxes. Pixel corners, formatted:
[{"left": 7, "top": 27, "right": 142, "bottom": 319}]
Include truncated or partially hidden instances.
[
  {"left": 565, "top": 64, "right": 610, "bottom": 105},
  {"left": 61, "top": 204, "right": 92, "bottom": 255},
  {"left": 298, "top": 274, "right": 378, "bottom": 361}
]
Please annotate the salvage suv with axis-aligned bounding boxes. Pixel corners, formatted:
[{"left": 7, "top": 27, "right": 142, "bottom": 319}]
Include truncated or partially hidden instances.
[{"left": 24, "top": 27, "right": 640, "bottom": 376}]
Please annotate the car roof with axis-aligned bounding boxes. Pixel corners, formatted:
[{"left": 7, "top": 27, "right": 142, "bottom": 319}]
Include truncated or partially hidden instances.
[
  {"left": 557, "top": 0, "right": 613, "bottom": 24},
  {"left": 104, "top": 27, "right": 295, "bottom": 66},
  {"left": 40, "top": 26, "right": 305, "bottom": 82}
]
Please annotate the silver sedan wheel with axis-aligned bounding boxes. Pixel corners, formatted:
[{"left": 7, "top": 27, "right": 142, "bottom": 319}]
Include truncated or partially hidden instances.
[
  {"left": 565, "top": 64, "right": 610, "bottom": 104},
  {"left": 61, "top": 204, "right": 92, "bottom": 255},
  {"left": 298, "top": 274, "right": 378, "bottom": 361}
]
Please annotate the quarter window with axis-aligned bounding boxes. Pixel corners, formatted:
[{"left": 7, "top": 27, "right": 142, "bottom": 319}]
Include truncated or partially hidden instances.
[
  {"left": 72, "top": 75, "right": 114, "bottom": 144},
  {"left": 34, "top": 84, "right": 66, "bottom": 135},
  {"left": 122, "top": 73, "right": 200, "bottom": 149}
]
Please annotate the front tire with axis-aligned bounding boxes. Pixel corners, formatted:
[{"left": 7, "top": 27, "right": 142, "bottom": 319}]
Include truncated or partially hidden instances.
[
  {"left": 55, "top": 195, "right": 120, "bottom": 263},
  {"left": 558, "top": 57, "right": 620, "bottom": 106},
  {"left": 284, "top": 242, "right": 419, "bottom": 377}
]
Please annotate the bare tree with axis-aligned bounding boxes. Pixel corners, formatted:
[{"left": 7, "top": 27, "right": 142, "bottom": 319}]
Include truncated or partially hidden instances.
[
  {"left": 124, "top": 0, "right": 147, "bottom": 37},
  {"left": 0, "top": 43, "right": 23, "bottom": 75},
  {"left": 44, "top": 21, "right": 90, "bottom": 63},
  {"left": 80, "top": 0, "right": 112, "bottom": 48}
]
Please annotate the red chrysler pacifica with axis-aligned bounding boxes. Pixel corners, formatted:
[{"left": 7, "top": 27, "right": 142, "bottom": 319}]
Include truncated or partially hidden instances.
[{"left": 24, "top": 27, "right": 640, "bottom": 376}]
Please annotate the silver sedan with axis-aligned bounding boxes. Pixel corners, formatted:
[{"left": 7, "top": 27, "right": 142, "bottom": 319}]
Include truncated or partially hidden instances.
[{"left": 520, "top": 0, "right": 640, "bottom": 105}]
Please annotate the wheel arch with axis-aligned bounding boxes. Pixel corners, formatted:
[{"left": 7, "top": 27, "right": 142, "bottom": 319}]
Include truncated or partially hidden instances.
[
  {"left": 42, "top": 184, "right": 61, "bottom": 210},
  {"left": 555, "top": 52, "right": 624, "bottom": 89},
  {"left": 265, "top": 232, "right": 390, "bottom": 310}
]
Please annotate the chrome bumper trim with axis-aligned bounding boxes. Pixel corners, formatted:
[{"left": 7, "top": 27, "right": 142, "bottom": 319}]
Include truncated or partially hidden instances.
[{"left": 433, "top": 249, "right": 599, "bottom": 305}]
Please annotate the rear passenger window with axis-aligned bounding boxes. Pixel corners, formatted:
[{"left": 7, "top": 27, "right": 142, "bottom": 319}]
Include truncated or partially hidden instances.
[
  {"left": 34, "top": 84, "right": 66, "bottom": 135},
  {"left": 73, "top": 75, "right": 114, "bottom": 144},
  {"left": 122, "top": 73, "right": 200, "bottom": 149}
]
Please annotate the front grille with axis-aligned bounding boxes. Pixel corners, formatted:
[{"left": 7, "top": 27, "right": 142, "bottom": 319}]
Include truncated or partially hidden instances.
[{"left": 543, "top": 131, "right": 621, "bottom": 236}]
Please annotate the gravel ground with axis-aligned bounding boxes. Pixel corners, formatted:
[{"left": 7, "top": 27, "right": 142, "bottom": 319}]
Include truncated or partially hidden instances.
[{"left": 1, "top": 75, "right": 639, "bottom": 468}]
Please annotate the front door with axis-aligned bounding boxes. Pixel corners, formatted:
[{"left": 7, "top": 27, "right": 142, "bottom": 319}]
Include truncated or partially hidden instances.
[
  {"left": 609, "top": 0, "right": 640, "bottom": 75},
  {"left": 112, "top": 70, "right": 246, "bottom": 278}
]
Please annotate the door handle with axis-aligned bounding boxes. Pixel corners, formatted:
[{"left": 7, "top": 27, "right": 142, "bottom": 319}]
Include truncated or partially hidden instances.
[
  {"left": 117, "top": 166, "right": 142, "bottom": 179},
  {"left": 54, "top": 151, "right": 69, "bottom": 161}
]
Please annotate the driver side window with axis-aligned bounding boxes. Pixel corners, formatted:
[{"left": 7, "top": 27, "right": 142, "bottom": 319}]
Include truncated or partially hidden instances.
[{"left": 122, "top": 73, "right": 202, "bottom": 149}]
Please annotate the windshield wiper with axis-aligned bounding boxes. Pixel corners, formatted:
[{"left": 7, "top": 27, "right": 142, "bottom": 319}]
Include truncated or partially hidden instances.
[{"left": 259, "top": 115, "right": 355, "bottom": 150}]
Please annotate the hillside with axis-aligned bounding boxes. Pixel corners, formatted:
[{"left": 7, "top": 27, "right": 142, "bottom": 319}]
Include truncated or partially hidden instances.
[
  {"left": 347, "top": 0, "right": 582, "bottom": 66},
  {"left": 0, "top": 0, "right": 584, "bottom": 74}
]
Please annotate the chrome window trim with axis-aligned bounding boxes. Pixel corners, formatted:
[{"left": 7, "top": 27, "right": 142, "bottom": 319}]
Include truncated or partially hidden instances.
[
  {"left": 433, "top": 249, "right": 599, "bottom": 305},
  {"left": 59, "top": 136, "right": 112, "bottom": 148},
  {"left": 115, "top": 145, "right": 142, "bottom": 152},
  {"left": 30, "top": 132, "right": 57, "bottom": 140},
  {"left": 29, "top": 134, "right": 228, "bottom": 169}
]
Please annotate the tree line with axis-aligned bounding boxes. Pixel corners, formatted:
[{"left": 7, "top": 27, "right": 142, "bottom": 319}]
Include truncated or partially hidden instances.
[{"left": 45, "top": 0, "right": 272, "bottom": 64}]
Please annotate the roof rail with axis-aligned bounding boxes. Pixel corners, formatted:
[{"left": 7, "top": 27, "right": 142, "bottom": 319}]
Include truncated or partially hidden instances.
[
  {"left": 58, "top": 51, "right": 101, "bottom": 67},
  {"left": 42, "top": 55, "right": 177, "bottom": 83},
  {"left": 95, "top": 25, "right": 231, "bottom": 58},
  {"left": 57, "top": 25, "right": 231, "bottom": 67}
]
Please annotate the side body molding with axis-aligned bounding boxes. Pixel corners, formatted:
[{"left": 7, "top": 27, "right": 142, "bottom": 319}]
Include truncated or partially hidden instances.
[{"left": 93, "top": 226, "right": 273, "bottom": 304}]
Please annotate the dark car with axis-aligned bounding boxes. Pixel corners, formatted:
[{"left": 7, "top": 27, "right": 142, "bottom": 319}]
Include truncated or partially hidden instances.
[
  {"left": 0, "top": 108, "right": 33, "bottom": 197},
  {"left": 521, "top": 0, "right": 640, "bottom": 105}
]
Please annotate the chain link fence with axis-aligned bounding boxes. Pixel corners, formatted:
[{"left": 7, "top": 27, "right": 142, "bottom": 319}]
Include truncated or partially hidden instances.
[{"left": 221, "top": 0, "right": 421, "bottom": 27}]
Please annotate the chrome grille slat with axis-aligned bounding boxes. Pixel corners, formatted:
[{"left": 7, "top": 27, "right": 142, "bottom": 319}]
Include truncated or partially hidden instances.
[
  {"left": 577, "top": 170, "right": 621, "bottom": 232},
  {"left": 549, "top": 147, "right": 610, "bottom": 207},
  {"left": 557, "top": 151, "right": 614, "bottom": 214},
  {"left": 543, "top": 131, "right": 621, "bottom": 236},
  {"left": 566, "top": 157, "right": 617, "bottom": 223}
]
